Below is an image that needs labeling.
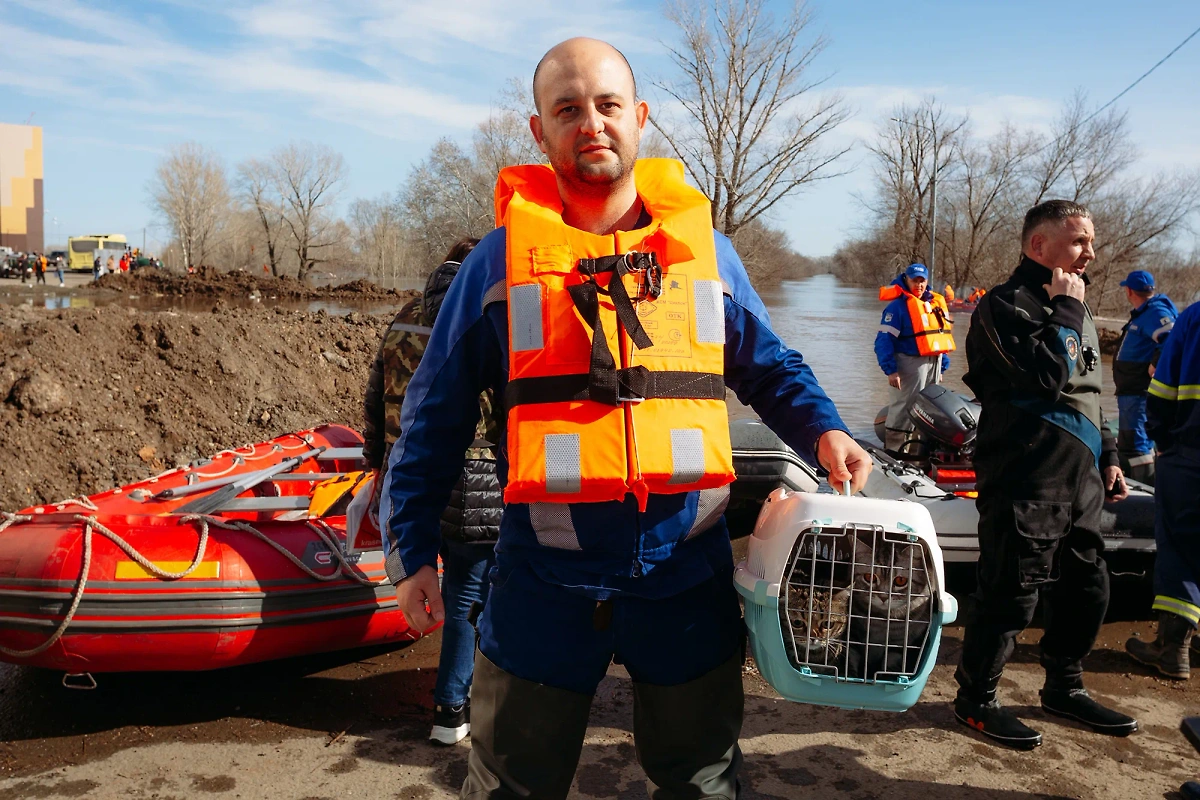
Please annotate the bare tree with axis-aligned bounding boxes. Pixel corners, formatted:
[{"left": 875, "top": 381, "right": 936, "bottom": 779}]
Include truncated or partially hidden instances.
[
  {"left": 939, "top": 122, "right": 1036, "bottom": 289},
  {"left": 652, "top": 0, "right": 850, "bottom": 237},
  {"left": 849, "top": 91, "right": 1200, "bottom": 314},
  {"left": 270, "top": 142, "right": 348, "bottom": 283},
  {"left": 864, "top": 99, "right": 968, "bottom": 277},
  {"left": 236, "top": 158, "right": 287, "bottom": 277},
  {"left": 473, "top": 109, "right": 544, "bottom": 180},
  {"left": 401, "top": 138, "right": 494, "bottom": 268},
  {"left": 148, "top": 142, "right": 230, "bottom": 269},
  {"left": 1029, "top": 91, "right": 1136, "bottom": 205},
  {"left": 349, "top": 194, "right": 412, "bottom": 286}
]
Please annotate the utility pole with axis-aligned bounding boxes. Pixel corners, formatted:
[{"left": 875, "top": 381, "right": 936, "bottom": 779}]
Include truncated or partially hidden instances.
[
  {"left": 929, "top": 116, "right": 938, "bottom": 280},
  {"left": 891, "top": 116, "right": 941, "bottom": 286}
]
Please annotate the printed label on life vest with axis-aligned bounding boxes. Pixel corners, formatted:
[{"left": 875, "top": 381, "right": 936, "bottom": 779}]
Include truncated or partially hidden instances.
[{"left": 635, "top": 273, "right": 692, "bottom": 358}]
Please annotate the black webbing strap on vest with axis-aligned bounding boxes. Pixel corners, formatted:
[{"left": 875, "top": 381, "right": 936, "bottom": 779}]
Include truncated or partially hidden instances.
[
  {"left": 506, "top": 252, "right": 724, "bottom": 408},
  {"left": 896, "top": 298, "right": 952, "bottom": 340}
]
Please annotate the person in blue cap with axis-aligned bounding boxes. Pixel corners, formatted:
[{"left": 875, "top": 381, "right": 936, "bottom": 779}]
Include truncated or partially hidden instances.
[
  {"left": 875, "top": 262, "right": 955, "bottom": 453},
  {"left": 1112, "top": 269, "right": 1178, "bottom": 485}
]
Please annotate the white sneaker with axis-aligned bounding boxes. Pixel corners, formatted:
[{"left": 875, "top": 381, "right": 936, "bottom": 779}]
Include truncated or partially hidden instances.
[{"left": 429, "top": 702, "right": 469, "bottom": 745}]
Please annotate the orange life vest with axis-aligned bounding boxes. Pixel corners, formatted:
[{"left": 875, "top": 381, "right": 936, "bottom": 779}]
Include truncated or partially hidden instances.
[
  {"left": 496, "top": 158, "right": 735, "bottom": 511},
  {"left": 877, "top": 284, "right": 956, "bottom": 356}
]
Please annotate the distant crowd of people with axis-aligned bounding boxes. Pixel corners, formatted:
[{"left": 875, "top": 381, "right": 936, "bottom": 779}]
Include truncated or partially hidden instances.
[
  {"left": 6, "top": 251, "right": 65, "bottom": 286},
  {"left": 91, "top": 248, "right": 163, "bottom": 280}
]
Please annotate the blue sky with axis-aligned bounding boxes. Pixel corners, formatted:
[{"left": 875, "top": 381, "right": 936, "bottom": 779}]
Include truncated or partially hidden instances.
[{"left": 2, "top": 0, "right": 1198, "bottom": 256}]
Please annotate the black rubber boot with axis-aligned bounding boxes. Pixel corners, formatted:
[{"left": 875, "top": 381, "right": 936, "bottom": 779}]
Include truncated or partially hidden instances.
[
  {"left": 461, "top": 652, "right": 594, "bottom": 800},
  {"left": 631, "top": 652, "right": 744, "bottom": 800},
  {"left": 953, "top": 695, "right": 1042, "bottom": 750},
  {"left": 1126, "top": 611, "right": 1194, "bottom": 680},
  {"left": 1039, "top": 688, "right": 1138, "bottom": 736}
]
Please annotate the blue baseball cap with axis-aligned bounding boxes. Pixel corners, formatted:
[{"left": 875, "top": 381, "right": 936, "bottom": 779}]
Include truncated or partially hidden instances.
[
  {"left": 1119, "top": 270, "right": 1154, "bottom": 292},
  {"left": 904, "top": 263, "right": 929, "bottom": 280}
]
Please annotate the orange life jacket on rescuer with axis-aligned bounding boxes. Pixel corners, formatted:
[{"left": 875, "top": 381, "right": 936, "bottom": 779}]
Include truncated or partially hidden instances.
[
  {"left": 496, "top": 159, "right": 735, "bottom": 511},
  {"left": 877, "top": 283, "right": 956, "bottom": 356}
]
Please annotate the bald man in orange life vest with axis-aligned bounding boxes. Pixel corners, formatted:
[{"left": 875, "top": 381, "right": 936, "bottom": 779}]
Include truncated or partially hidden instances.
[{"left": 379, "top": 38, "right": 871, "bottom": 798}]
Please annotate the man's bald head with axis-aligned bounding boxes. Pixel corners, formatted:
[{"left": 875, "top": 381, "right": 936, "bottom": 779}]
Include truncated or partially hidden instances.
[{"left": 532, "top": 37, "right": 637, "bottom": 114}]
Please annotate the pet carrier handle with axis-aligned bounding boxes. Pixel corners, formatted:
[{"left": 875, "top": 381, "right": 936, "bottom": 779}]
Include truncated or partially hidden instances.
[{"left": 841, "top": 479, "right": 851, "bottom": 497}]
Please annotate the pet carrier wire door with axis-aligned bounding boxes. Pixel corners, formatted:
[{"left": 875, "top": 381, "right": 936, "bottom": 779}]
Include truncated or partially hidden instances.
[{"left": 735, "top": 489, "right": 957, "bottom": 712}]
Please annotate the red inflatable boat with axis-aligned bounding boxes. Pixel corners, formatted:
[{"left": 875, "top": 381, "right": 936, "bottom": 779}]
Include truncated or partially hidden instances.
[{"left": 0, "top": 425, "right": 419, "bottom": 674}]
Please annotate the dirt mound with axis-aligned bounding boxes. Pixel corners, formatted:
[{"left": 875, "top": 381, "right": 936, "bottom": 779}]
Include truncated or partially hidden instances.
[
  {"left": 93, "top": 266, "right": 406, "bottom": 300},
  {"left": 1097, "top": 326, "right": 1121, "bottom": 355},
  {"left": 0, "top": 304, "right": 407, "bottom": 511}
]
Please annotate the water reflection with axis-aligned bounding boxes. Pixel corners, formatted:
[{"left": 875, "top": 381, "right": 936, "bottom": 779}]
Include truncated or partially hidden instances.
[{"left": 0, "top": 290, "right": 406, "bottom": 316}]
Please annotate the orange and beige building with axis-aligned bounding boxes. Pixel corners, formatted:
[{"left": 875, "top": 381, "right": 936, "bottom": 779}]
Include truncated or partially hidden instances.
[{"left": 0, "top": 122, "right": 44, "bottom": 253}]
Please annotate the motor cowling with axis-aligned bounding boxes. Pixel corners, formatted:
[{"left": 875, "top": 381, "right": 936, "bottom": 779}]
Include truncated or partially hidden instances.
[{"left": 908, "top": 385, "right": 980, "bottom": 449}]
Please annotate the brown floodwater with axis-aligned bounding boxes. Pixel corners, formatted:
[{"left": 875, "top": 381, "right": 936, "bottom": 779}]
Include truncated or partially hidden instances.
[{"left": 756, "top": 274, "right": 1118, "bottom": 432}]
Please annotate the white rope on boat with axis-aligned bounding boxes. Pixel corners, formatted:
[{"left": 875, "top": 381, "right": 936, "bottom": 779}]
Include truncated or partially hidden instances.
[
  {"left": 0, "top": 480, "right": 382, "bottom": 658},
  {"left": 0, "top": 513, "right": 211, "bottom": 658},
  {"left": 193, "top": 455, "right": 245, "bottom": 479},
  {"left": 0, "top": 512, "right": 33, "bottom": 534},
  {"left": 53, "top": 496, "right": 99, "bottom": 512}
]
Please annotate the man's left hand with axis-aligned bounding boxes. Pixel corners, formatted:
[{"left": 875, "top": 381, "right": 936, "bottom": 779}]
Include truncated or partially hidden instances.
[
  {"left": 1103, "top": 465, "right": 1128, "bottom": 503},
  {"left": 817, "top": 430, "right": 873, "bottom": 495},
  {"left": 1148, "top": 363, "right": 1156, "bottom": 379}
]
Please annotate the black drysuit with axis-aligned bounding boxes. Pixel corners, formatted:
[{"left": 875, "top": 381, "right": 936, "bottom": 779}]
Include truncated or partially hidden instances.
[{"left": 955, "top": 257, "right": 1120, "bottom": 699}]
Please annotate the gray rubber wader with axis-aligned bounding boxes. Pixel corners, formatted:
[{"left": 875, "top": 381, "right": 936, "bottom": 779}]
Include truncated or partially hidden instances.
[
  {"left": 633, "top": 651, "right": 744, "bottom": 800},
  {"left": 461, "top": 651, "right": 594, "bottom": 800}
]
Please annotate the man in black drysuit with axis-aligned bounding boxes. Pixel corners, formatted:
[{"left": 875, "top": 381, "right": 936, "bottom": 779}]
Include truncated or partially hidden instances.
[{"left": 953, "top": 199, "right": 1139, "bottom": 750}]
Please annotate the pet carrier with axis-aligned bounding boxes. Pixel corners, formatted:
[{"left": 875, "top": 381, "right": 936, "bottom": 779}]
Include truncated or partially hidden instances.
[{"left": 735, "top": 488, "right": 957, "bottom": 712}]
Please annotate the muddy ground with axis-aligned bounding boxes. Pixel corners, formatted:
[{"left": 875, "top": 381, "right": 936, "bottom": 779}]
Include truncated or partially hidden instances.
[
  {"left": 0, "top": 614, "right": 1195, "bottom": 800},
  {"left": 0, "top": 274, "right": 1195, "bottom": 798}
]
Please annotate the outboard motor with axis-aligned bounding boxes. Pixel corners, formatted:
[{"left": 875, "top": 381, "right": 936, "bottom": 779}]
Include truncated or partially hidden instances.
[{"left": 908, "top": 385, "right": 980, "bottom": 450}]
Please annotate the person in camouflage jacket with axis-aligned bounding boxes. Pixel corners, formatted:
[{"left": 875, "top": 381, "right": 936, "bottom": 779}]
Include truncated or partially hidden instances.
[{"left": 362, "top": 238, "right": 502, "bottom": 745}]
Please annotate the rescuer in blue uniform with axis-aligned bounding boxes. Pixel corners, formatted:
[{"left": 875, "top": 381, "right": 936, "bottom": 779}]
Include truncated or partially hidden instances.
[
  {"left": 1112, "top": 269, "right": 1178, "bottom": 485},
  {"left": 954, "top": 200, "right": 1138, "bottom": 750},
  {"left": 874, "top": 263, "right": 954, "bottom": 454},
  {"left": 1125, "top": 299, "right": 1200, "bottom": 679},
  {"left": 379, "top": 38, "right": 873, "bottom": 799}
]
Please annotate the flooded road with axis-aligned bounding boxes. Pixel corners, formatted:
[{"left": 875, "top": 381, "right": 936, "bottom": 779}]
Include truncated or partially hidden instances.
[{"left": 0, "top": 273, "right": 1169, "bottom": 799}]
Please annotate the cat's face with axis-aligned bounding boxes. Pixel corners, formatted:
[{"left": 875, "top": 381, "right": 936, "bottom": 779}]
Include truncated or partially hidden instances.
[
  {"left": 850, "top": 539, "right": 930, "bottom": 618},
  {"left": 785, "top": 585, "right": 850, "bottom": 659}
]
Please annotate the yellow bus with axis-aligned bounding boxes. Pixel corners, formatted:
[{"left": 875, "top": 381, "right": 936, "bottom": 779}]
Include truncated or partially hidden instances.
[{"left": 67, "top": 234, "right": 127, "bottom": 272}]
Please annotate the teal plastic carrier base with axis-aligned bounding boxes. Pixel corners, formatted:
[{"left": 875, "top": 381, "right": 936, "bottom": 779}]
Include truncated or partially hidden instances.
[
  {"left": 737, "top": 575, "right": 952, "bottom": 712},
  {"left": 734, "top": 488, "right": 958, "bottom": 713}
]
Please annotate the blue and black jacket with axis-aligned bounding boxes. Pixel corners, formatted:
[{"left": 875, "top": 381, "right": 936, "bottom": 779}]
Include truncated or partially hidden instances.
[
  {"left": 964, "top": 257, "right": 1119, "bottom": 469},
  {"left": 1113, "top": 294, "right": 1178, "bottom": 396},
  {"left": 1148, "top": 301, "right": 1200, "bottom": 455},
  {"left": 874, "top": 276, "right": 951, "bottom": 375},
  {"left": 379, "top": 227, "right": 849, "bottom": 600}
]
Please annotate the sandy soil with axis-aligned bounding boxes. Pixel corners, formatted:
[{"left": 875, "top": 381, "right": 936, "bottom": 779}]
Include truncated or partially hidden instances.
[
  {"left": 0, "top": 276, "right": 1193, "bottom": 799},
  {"left": 0, "top": 616, "right": 1194, "bottom": 800}
]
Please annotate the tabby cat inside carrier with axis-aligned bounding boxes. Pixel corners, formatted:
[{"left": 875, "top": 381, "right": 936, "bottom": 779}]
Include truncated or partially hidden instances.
[{"left": 779, "top": 524, "right": 933, "bottom": 682}]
